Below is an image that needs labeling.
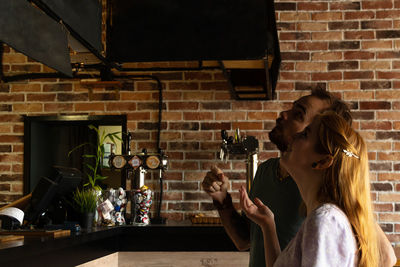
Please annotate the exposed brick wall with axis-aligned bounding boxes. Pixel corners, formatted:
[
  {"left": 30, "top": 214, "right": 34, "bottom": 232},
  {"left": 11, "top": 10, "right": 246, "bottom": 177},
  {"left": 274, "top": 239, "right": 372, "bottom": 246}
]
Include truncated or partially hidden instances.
[{"left": 0, "top": 0, "right": 399, "bottom": 253}]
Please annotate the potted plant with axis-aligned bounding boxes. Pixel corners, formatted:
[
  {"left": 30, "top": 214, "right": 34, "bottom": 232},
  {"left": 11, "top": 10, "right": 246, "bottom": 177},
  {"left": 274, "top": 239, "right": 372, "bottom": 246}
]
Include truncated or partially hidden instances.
[{"left": 72, "top": 188, "right": 99, "bottom": 229}]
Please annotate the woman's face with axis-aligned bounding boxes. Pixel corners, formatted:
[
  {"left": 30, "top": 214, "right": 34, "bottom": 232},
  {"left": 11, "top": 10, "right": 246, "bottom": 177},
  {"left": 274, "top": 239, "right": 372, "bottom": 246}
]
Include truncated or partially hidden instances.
[{"left": 281, "top": 117, "right": 324, "bottom": 178}]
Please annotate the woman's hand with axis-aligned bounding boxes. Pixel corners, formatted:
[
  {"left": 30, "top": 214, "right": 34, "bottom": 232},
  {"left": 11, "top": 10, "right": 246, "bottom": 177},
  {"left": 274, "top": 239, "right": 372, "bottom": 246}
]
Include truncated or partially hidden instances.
[{"left": 239, "top": 186, "right": 275, "bottom": 229}]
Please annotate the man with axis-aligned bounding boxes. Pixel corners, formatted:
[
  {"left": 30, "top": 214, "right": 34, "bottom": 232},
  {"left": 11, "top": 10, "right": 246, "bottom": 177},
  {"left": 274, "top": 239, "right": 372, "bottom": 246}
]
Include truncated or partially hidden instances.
[{"left": 202, "top": 89, "right": 396, "bottom": 267}]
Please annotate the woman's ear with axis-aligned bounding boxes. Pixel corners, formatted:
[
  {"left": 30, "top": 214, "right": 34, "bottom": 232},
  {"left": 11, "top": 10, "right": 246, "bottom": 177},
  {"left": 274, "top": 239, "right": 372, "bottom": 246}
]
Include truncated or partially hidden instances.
[{"left": 313, "top": 155, "right": 334, "bottom": 170}]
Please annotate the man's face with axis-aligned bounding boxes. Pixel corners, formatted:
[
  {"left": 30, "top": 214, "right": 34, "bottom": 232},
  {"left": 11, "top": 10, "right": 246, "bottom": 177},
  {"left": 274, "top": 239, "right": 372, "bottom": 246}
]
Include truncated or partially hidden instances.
[{"left": 268, "top": 96, "right": 329, "bottom": 152}]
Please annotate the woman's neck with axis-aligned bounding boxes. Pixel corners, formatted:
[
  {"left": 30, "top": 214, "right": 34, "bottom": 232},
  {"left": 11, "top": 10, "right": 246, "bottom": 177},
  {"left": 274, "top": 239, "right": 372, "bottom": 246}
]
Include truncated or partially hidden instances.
[{"left": 279, "top": 161, "right": 322, "bottom": 216}]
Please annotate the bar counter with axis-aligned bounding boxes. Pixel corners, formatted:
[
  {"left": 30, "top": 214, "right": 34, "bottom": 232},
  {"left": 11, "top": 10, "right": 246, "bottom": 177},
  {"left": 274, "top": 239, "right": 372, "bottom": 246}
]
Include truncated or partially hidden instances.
[{"left": 0, "top": 221, "right": 238, "bottom": 266}]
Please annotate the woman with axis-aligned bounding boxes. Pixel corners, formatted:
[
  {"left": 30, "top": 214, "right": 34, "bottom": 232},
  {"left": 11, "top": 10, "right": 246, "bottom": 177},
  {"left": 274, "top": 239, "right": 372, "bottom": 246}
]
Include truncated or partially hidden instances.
[{"left": 240, "top": 112, "right": 379, "bottom": 267}]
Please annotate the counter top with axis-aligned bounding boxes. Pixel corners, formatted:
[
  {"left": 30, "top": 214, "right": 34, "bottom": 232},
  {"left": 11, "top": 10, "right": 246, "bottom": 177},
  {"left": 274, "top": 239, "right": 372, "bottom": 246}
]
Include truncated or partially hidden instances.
[{"left": 0, "top": 223, "right": 237, "bottom": 266}]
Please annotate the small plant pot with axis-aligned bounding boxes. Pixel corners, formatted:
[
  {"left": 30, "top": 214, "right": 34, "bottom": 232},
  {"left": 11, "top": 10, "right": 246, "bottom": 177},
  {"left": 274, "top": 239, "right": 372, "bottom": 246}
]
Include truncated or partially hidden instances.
[{"left": 81, "top": 212, "right": 95, "bottom": 229}]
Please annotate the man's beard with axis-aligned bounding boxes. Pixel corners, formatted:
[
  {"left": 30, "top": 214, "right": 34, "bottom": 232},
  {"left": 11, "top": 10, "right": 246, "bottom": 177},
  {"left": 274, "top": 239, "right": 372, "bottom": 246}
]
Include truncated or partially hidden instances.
[{"left": 269, "top": 126, "right": 288, "bottom": 152}]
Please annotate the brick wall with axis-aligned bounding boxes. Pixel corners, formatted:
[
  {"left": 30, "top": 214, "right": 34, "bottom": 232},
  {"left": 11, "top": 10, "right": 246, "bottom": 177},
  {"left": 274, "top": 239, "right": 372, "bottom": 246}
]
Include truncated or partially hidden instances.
[{"left": 0, "top": 0, "right": 399, "bottom": 255}]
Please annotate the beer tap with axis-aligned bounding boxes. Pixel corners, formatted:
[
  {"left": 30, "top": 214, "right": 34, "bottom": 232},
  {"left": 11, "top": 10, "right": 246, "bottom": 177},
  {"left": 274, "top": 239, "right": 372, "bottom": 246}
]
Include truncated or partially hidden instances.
[{"left": 219, "top": 129, "right": 259, "bottom": 193}]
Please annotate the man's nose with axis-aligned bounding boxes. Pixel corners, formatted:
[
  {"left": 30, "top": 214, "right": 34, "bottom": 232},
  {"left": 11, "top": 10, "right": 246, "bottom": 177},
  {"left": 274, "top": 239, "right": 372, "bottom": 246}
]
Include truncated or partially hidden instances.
[{"left": 280, "top": 110, "right": 289, "bottom": 120}]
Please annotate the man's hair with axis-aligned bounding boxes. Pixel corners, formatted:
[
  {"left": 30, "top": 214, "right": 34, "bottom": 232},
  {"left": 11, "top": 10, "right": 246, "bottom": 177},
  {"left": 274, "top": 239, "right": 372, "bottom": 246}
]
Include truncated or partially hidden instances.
[{"left": 311, "top": 88, "right": 353, "bottom": 126}]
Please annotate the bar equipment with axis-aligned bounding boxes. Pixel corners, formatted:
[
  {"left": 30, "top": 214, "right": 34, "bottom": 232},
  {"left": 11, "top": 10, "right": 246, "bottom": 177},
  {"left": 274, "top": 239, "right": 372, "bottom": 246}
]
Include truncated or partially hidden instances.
[
  {"left": 220, "top": 129, "right": 259, "bottom": 193},
  {"left": 109, "top": 133, "right": 168, "bottom": 225}
]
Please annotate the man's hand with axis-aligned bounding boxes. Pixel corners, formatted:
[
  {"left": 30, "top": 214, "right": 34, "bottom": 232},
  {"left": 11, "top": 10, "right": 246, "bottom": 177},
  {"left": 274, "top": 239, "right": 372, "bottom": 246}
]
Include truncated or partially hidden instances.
[{"left": 202, "top": 165, "right": 229, "bottom": 204}]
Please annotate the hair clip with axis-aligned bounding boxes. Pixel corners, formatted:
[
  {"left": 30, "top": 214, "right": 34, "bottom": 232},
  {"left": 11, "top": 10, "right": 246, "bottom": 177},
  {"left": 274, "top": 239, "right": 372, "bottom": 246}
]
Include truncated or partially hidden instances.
[{"left": 343, "top": 149, "right": 359, "bottom": 159}]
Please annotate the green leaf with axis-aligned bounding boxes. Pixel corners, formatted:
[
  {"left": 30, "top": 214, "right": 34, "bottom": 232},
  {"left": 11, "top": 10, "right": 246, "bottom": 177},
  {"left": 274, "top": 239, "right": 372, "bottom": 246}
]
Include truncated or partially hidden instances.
[
  {"left": 67, "top": 142, "right": 91, "bottom": 157},
  {"left": 82, "top": 154, "right": 96, "bottom": 158}
]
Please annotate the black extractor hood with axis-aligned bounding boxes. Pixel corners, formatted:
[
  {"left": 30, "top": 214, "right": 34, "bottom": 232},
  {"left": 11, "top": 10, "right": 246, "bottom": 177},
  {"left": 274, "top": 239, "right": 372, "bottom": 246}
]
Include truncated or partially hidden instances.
[{"left": 107, "top": 0, "right": 281, "bottom": 100}]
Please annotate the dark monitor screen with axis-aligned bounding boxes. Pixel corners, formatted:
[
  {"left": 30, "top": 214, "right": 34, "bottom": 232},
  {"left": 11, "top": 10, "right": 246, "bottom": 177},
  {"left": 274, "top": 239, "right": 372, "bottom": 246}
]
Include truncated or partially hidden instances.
[{"left": 24, "top": 166, "right": 82, "bottom": 225}]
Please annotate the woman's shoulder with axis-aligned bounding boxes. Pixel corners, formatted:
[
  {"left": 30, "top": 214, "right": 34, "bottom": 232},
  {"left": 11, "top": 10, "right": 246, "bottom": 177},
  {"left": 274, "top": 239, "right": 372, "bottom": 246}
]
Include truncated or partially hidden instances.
[{"left": 306, "top": 203, "right": 353, "bottom": 234}]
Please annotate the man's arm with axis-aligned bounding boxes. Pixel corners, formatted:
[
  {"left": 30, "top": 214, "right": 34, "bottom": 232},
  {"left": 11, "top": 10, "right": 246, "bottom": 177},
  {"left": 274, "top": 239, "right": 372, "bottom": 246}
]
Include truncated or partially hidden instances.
[
  {"left": 215, "top": 194, "right": 251, "bottom": 251},
  {"left": 202, "top": 166, "right": 251, "bottom": 251},
  {"left": 376, "top": 223, "right": 397, "bottom": 267}
]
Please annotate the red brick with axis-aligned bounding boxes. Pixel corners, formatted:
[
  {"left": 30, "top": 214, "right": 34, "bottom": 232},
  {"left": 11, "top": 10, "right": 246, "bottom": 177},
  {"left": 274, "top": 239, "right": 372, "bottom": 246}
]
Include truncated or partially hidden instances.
[
  {"left": 376, "top": 30, "right": 400, "bottom": 39},
  {"left": 232, "top": 102, "right": 262, "bottom": 110},
  {"left": 296, "top": 42, "right": 328, "bottom": 51},
  {"left": 277, "top": 22, "right": 296, "bottom": 31},
  {"left": 215, "top": 111, "right": 246, "bottom": 121},
  {"left": 344, "top": 31, "right": 375, "bottom": 40},
  {"left": 184, "top": 71, "right": 212, "bottom": 80},
  {"left": 183, "top": 92, "right": 213, "bottom": 100},
  {"left": 330, "top": 2, "right": 360, "bottom": 10},
  {"left": 26, "top": 93, "right": 56, "bottom": 102},
  {"left": 0, "top": 94, "right": 24, "bottom": 102},
  {"left": 276, "top": 82, "right": 294, "bottom": 91},
  {"left": 169, "top": 102, "right": 199, "bottom": 110},
  {"left": 362, "top": 41, "right": 392, "bottom": 50},
  {"left": 75, "top": 102, "right": 104, "bottom": 111},
  {"left": 169, "top": 82, "right": 199, "bottom": 90},
  {"left": 280, "top": 12, "right": 311, "bottom": 21},
  {"left": 377, "top": 71, "right": 400, "bottom": 79},
  {"left": 362, "top": 0, "right": 393, "bottom": 9},
  {"left": 280, "top": 63, "right": 295, "bottom": 71},
  {"left": 183, "top": 112, "right": 213, "bottom": 121},
  {"left": 378, "top": 152, "right": 400, "bottom": 161},
  {"left": 365, "top": 141, "right": 392, "bottom": 150},
  {"left": 297, "top": 22, "right": 327, "bottom": 31},
  {"left": 43, "top": 103, "right": 73, "bottom": 112},
  {"left": 296, "top": 62, "right": 327, "bottom": 71},
  {"left": 200, "top": 81, "right": 229, "bottom": 91},
  {"left": 280, "top": 52, "right": 310, "bottom": 61},
  {"left": 247, "top": 112, "right": 277, "bottom": 120},
  {"left": 360, "top": 61, "right": 391, "bottom": 70},
  {"left": 378, "top": 175, "right": 400, "bottom": 181},
  {"left": 361, "top": 121, "right": 392, "bottom": 130},
  {"left": 311, "top": 32, "right": 342, "bottom": 41},
  {"left": 329, "top": 81, "right": 359, "bottom": 91},
  {"left": 200, "top": 122, "right": 230, "bottom": 130},
  {"left": 311, "top": 12, "right": 342, "bottom": 21},
  {"left": 0, "top": 135, "right": 23, "bottom": 143},
  {"left": 13, "top": 103, "right": 42, "bottom": 112},
  {"left": 215, "top": 92, "right": 231, "bottom": 100},
  {"left": 298, "top": 2, "right": 328, "bottom": 10},
  {"left": 200, "top": 142, "right": 220, "bottom": 151},
  {"left": 280, "top": 72, "right": 310, "bottom": 81},
  {"left": 344, "top": 71, "right": 374, "bottom": 80},
  {"left": 182, "top": 132, "right": 213, "bottom": 141},
  {"left": 163, "top": 191, "right": 183, "bottom": 201},
  {"left": 154, "top": 72, "right": 183, "bottom": 80},
  {"left": 344, "top": 51, "right": 375, "bottom": 60},
  {"left": 329, "top": 21, "right": 359, "bottom": 30},
  {"left": 311, "top": 72, "right": 342, "bottom": 81},
  {"left": 232, "top": 122, "right": 263, "bottom": 130},
  {"left": 311, "top": 52, "right": 342, "bottom": 61},
  {"left": 279, "top": 32, "right": 311, "bottom": 41},
  {"left": 374, "top": 203, "right": 394, "bottom": 212},
  {"left": 136, "top": 81, "right": 162, "bottom": 90},
  {"left": 362, "top": 20, "right": 393, "bottom": 29},
  {"left": 3, "top": 54, "right": 27, "bottom": 63},
  {"left": 280, "top": 42, "right": 296, "bottom": 51},
  {"left": 360, "top": 101, "right": 391, "bottom": 110},
  {"left": 11, "top": 84, "right": 41, "bottom": 92},
  {"left": 377, "top": 51, "right": 400, "bottom": 59}
]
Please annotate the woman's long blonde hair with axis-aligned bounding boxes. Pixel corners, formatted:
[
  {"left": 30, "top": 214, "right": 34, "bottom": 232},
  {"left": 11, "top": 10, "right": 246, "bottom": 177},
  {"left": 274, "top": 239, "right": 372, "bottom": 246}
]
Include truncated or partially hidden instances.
[{"left": 315, "top": 111, "right": 379, "bottom": 267}]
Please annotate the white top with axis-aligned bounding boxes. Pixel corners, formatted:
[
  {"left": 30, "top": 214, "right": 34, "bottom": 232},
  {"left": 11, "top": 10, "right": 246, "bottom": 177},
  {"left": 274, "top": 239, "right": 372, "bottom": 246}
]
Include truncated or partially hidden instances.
[{"left": 273, "top": 203, "right": 358, "bottom": 267}]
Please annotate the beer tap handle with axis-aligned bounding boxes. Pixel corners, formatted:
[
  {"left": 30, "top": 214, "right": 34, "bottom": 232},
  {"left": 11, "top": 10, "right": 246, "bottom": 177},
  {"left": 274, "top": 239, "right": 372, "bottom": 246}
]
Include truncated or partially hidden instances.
[
  {"left": 127, "top": 132, "right": 132, "bottom": 155},
  {"left": 221, "top": 129, "right": 228, "bottom": 141}
]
